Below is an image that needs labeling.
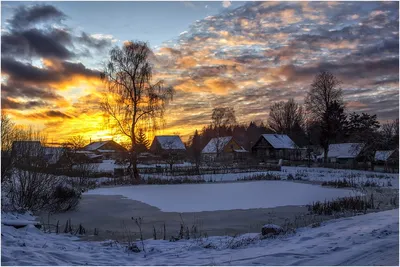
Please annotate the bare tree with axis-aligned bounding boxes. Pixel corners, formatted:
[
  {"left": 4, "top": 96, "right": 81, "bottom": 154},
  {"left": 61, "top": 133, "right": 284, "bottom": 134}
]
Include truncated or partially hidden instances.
[
  {"left": 1, "top": 113, "right": 16, "bottom": 182},
  {"left": 381, "top": 119, "right": 399, "bottom": 149},
  {"left": 163, "top": 140, "right": 180, "bottom": 172},
  {"left": 268, "top": 98, "right": 304, "bottom": 135},
  {"left": 211, "top": 107, "right": 237, "bottom": 135},
  {"left": 305, "top": 71, "right": 343, "bottom": 163},
  {"left": 63, "top": 135, "right": 86, "bottom": 152},
  {"left": 211, "top": 107, "right": 236, "bottom": 158},
  {"left": 1, "top": 113, "right": 16, "bottom": 153},
  {"left": 100, "top": 41, "right": 174, "bottom": 182}
]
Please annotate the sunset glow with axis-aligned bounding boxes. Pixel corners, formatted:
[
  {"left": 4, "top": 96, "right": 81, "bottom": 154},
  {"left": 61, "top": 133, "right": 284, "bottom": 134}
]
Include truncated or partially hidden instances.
[{"left": 1, "top": 1, "right": 399, "bottom": 144}]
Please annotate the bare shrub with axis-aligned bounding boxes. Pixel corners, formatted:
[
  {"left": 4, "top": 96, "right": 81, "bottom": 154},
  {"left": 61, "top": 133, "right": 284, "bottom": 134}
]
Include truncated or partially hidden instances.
[
  {"left": 307, "top": 195, "right": 373, "bottom": 215},
  {"left": 5, "top": 169, "right": 81, "bottom": 212},
  {"left": 237, "top": 173, "right": 281, "bottom": 181}
]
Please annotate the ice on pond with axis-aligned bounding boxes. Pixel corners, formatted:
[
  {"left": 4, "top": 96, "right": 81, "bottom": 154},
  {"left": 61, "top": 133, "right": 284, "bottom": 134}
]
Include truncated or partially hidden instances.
[{"left": 86, "top": 181, "right": 361, "bottom": 212}]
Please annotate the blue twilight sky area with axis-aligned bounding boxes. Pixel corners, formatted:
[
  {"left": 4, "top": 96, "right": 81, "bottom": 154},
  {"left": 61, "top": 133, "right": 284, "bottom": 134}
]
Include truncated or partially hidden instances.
[{"left": 1, "top": 1, "right": 245, "bottom": 48}]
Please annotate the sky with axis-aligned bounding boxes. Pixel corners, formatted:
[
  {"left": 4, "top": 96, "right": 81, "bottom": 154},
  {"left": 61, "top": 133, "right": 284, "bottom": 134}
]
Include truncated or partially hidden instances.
[{"left": 1, "top": 1, "right": 399, "bottom": 144}]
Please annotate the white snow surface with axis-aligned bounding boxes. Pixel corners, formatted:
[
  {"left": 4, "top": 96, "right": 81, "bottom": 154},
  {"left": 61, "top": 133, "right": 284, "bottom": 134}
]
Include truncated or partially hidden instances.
[
  {"left": 202, "top": 136, "right": 233, "bottom": 153},
  {"left": 2, "top": 209, "right": 398, "bottom": 266},
  {"left": 85, "top": 181, "right": 359, "bottom": 212},
  {"left": 375, "top": 150, "right": 395, "bottom": 161},
  {"left": 154, "top": 135, "right": 185, "bottom": 150},
  {"left": 261, "top": 134, "right": 297, "bottom": 149}
]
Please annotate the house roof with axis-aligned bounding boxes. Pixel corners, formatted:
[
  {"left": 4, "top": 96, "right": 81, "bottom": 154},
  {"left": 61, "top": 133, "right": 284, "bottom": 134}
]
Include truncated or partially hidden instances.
[
  {"left": 261, "top": 134, "right": 297, "bottom": 149},
  {"left": 84, "top": 141, "right": 108, "bottom": 151},
  {"left": 202, "top": 136, "right": 234, "bottom": 154},
  {"left": 154, "top": 136, "right": 186, "bottom": 150},
  {"left": 323, "top": 143, "right": 364, "bottom": 159},
  {"left": 375, "top": 150, "right": 395, "bottom": 161}
]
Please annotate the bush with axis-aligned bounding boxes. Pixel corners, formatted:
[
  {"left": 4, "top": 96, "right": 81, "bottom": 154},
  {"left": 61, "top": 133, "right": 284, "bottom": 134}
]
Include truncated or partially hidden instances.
[
  {"left": 321, "top": 179, "right": 354, "bottom": 188},
  {"left": 4, "top": 169, "right": 81, "bottom": 212},
  {"left": 307, "top": 195, "right": 373, "bottom": 215},
  {"left": 145, "top": 176, "right": 206, "bottom": 185},
  {"left": 237, "top": 173, "right": 281, "bottom": 181}
]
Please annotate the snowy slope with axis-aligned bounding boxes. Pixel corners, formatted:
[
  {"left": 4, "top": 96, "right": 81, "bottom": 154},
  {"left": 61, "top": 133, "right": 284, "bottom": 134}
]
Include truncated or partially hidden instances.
[{"left": 2, "top": 209, "right": 398, "bottom": 266}]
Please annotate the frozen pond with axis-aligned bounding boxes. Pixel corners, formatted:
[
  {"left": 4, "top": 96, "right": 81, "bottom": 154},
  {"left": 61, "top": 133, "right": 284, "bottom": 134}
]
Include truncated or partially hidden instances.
[{"left": 85, "top": 181, "right": 361, "bottom": 212}]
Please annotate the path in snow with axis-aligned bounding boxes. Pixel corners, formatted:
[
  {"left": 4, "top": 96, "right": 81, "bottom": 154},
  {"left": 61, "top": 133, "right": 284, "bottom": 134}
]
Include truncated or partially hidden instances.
[{"left": 2, "top": 209, "right": 399, "bottom": 266}]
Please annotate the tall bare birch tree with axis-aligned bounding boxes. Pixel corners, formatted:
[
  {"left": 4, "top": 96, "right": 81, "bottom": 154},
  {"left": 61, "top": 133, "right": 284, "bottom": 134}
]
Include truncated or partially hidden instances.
[{"left": 100, "top": 41, "right": 173, "bottom": 182}]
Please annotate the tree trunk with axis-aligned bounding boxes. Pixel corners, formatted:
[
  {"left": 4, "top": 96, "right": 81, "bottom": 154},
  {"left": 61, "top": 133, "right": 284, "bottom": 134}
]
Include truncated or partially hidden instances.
[
  {"left": 131, "top": 151, "right": 140, "bottom": 183},
  {"left": 323, "top": 145, "right": 328, "bottom": 165},
  {"left": 130, "top": 133, "right": 140, "bottom": 183}
]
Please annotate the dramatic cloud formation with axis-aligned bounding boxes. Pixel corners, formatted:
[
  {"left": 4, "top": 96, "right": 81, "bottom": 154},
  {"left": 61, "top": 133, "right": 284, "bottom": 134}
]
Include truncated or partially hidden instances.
[
  {"left": 155, "top": 1, "right": 399, "bottom": 136},
  {"left": 1, "top": 2, "right": 399, "bottom": 142}
]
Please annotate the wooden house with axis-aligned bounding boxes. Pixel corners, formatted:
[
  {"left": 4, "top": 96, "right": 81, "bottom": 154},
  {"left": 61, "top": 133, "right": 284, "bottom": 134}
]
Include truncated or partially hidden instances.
[
  {"left": 251, "top": 134, "right": 302, "bottom": 161},
  {"left": 84, "top": 140, "right": 127, "bottom": 160},
  {"left": 375, "top": 149, "right": 398, "bottom": 171},
  {"left": 149, "top": 135, "right": 187, "bottom": 162},
  {"left": 319, "top": 143, "right": 364, "bottom": 164},
  {"left": 201, "top": 136, "right": 248, "bottom": 162}
]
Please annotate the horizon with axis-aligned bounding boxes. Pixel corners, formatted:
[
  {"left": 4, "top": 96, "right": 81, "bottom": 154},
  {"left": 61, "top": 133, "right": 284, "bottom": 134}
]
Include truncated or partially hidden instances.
[{"left": 1, "top": 1, "right": 399, "bottom": 143}]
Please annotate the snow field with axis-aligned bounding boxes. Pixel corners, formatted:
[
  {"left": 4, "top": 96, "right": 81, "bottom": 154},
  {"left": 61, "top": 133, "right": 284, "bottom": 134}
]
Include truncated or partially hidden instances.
[{"left": 2, "top": 209, "right": 398, "bottom": 266}]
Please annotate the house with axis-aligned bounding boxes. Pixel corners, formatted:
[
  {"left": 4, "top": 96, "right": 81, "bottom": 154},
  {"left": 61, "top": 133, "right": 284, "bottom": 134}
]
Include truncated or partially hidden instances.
[
  {"left": 84, "top": 140, "right": 127, "bottom": 160},
  {"left": 149, "top": 135, "right": 187, "bottom": 162},
  {"left": 320, "top": 143, "right": 364, "bottom": 164},
  {"left": 201, "top": 136, "right": 248, "bottom": 162},
  {"left": 251, "top": 134, "right": 302, "bottom": 161},
  {"left": 375, "top": 150, "right": 396, "bottom": 163},
  {"left": 374, "top": 150, "right": 398, "bottom": 171}
]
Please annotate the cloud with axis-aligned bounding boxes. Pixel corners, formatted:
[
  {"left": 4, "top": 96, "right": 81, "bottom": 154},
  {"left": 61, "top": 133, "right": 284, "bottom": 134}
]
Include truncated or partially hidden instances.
[
  {"left": 155, "top": 0, "right": 399, "bottom": 126},
  {"left": 1, "top": 57, "right": 100, "bottom": 85},
  {"left": 2, "top": 28, "right": 74, "bottom": 59},
  {"left": 222, "top": 1, "right": 231, "bottom": 8},
  {"left": 1, "top": 98, "right": 49, "bottom": 110},
  {"left": 6, "top": 4, "right": 66, "bottom": 30},
  {"left": 1, "top": 2, "right": 399, "bottom": 142},
  {"left": 77, "top": 32, "right": 112, "bottom": 51}
]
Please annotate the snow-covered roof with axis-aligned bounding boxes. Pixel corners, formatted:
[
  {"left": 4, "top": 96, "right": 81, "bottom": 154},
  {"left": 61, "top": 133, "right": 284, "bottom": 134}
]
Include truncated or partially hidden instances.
[
  {"left": 323, "top": 143, "right": 364, "bottom": 159},
  {"left": 155, "top": 136, "right": 186, "bottom": 150},
  {"left": 84, "top": 141, "right": 108, "bottom": 151},
  {"left": 202, "top": 136, "right": 233, "bottom": 154},
  {"left": 375, "top": 150, "right": 395, "bottom": 161},
  {"left": 261, "top": 134, "right": 297, "bottom": 149}
]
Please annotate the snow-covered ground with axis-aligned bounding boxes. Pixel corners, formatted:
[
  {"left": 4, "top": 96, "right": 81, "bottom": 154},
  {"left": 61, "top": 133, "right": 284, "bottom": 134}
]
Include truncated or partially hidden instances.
[
  {"left": 85, "top": 181, "right": 360, "bottom": 212},
  {"left": 2, "top": 209, "right": 398, "bottom": 266}
]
